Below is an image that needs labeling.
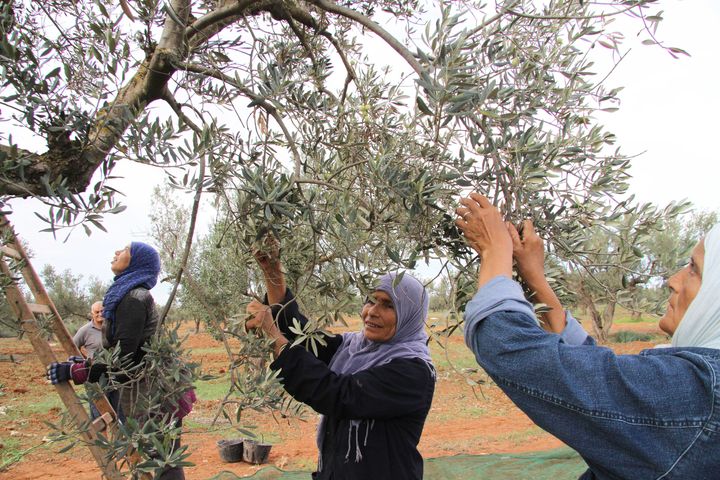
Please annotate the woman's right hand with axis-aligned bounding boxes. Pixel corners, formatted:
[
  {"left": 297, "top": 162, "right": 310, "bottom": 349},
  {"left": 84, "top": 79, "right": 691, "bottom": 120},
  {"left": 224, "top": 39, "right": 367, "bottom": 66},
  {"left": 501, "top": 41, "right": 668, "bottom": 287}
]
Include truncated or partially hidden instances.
[
  {"left": 253, "top": 233, "right": 281, "bottom": 273},
  {"left": 246, "top": 299, "right": 290, "bottom": 357},
  {"left": 246, "top": 300, "right": 274, "bottom": 334},
  {"left": 507, "top": 220, "right": 546, "bottom": 285},
  {"left": 455, "top": 193, "right": 513, "bottom": 287}
]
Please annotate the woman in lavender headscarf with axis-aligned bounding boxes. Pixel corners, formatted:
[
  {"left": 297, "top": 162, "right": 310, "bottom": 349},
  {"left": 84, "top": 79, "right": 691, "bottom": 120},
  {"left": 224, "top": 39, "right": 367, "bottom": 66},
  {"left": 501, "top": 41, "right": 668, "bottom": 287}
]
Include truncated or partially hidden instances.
[{"left": 246, "top": 239, "right": 435, "bottom": 480}]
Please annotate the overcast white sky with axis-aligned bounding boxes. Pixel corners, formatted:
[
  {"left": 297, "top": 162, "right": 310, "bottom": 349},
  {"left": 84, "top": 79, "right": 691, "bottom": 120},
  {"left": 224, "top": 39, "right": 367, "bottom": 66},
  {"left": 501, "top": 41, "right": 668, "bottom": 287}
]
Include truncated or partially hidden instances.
[{"left": 6, "top": 0, "right": 719, "bottom": 302}]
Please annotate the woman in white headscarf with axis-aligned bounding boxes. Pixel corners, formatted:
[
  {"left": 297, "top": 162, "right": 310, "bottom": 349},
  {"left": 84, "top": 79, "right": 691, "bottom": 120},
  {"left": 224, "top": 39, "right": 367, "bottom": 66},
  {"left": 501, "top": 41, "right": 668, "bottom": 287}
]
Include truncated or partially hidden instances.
[
  {"left": 664, "top": 224, "right": 720, "bottom": 348},
  {"left": 456, "top": 192, "right": 720, "bottom": 480}
]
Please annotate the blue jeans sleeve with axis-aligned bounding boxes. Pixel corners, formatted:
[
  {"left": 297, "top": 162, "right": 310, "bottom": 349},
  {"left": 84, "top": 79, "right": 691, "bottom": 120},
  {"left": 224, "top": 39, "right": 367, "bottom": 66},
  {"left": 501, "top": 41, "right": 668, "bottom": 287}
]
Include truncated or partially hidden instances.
[{"left": 464, "top": 278, "right": 717, "bottom": 478}]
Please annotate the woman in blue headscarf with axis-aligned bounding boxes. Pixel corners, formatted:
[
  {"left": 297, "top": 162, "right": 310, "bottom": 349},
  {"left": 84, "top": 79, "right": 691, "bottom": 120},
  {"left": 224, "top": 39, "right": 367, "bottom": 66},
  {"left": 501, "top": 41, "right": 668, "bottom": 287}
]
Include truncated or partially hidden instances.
[
  {"left": 48, "top": 242, "right": 190, "bottom": 479},
  {"left": 96, "top": 242, "right": 163, "bottom": 416},
  {"left": 46, "top": 242, "right": 161, "bottom": 398},
  {"left": 246, "top": 239, "right": 435, "bottom": 480}
]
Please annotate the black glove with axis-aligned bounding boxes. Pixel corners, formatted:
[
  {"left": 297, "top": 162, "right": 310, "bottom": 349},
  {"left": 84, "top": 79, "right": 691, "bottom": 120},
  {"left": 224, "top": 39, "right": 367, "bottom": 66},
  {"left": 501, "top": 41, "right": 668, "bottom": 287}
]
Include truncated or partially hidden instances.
[{"left": 46, "top": 356, "right": 89, "bottom": 385}]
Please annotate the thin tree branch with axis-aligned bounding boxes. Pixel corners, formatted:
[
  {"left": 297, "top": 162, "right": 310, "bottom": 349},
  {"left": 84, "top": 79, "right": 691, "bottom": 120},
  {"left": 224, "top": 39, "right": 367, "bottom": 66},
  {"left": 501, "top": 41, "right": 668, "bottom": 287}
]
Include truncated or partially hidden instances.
[
  {"left": 308, "top": 0, "right": 424, "bottom": 76},
  {"left": 160, "top": 87, "right": 203, "bottom": 134},
  {"left": 467, "top": 0, "right": 521, "bottom": 36},
  {"left": 178, "top": 62, "right": 303, "bottom": 178},
  {"left": 317, "top": 29, "right": 357, "bottom": 82},
  {"left": 159, "top": 155, "right": 205, "bottom": 327},
  {"left": 505, "top": 2, "right": 642, "bottom": 21}
]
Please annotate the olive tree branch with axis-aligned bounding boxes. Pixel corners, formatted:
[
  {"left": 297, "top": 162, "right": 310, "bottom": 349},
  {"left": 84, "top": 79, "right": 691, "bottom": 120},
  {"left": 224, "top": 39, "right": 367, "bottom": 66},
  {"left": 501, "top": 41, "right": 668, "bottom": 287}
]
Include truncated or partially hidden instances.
[
  {"left": 185, "top": 0, "right": 274, "bottom": 49},
  {"left": 467, "top": 0, "right": 521, "bottom": 36},
  {"left": 178, "top": 61, "right": 303, "bottom": 179},
  {"left": 159, "top": 152, "right": 205, "bottom": 328},
  {"left": 505, "top": 2, "right": 646, "bottom": 21},
  {"left": 308, "top": 0, "right": 424, "bottom": 76},
  {"left": 160, "top": 87, "right": 203, "bottom": 135}
]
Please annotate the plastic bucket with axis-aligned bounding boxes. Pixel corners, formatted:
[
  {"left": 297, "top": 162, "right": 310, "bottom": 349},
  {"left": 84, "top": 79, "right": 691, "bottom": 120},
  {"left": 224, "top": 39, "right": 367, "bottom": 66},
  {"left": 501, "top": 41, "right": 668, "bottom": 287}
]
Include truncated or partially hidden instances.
[
  {"left": 217, "top": 438, "right": 244, "bottom": 463},
  {"left": 242, "top": 439, "right": 272, "bottom": 464}
]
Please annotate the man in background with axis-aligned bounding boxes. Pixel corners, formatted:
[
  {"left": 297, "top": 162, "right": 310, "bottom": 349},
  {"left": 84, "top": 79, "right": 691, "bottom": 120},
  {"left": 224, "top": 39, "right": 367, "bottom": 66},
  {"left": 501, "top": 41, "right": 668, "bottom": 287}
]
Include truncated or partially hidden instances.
[
  {"left": 73, "top": 301, "right": 104, "bottom": 358},
  {"left": 73, "top": 301, "right": 121, "bottom": 420}
]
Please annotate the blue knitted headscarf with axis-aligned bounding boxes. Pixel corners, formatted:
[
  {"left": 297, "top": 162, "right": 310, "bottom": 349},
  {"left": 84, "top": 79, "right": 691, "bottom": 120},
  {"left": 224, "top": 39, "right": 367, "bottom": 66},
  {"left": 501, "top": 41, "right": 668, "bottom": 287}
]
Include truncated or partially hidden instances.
[{"left": 102, "top": 241, "right": 160, "bottom": 324}]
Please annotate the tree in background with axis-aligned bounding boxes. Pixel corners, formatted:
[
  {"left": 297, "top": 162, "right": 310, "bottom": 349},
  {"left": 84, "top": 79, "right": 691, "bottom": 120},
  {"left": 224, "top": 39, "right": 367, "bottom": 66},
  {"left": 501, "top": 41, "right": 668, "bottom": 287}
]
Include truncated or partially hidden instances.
[
  {"left": 427, "top": 274, "right": 452, "bottom": 312},
  {"left": 633, "top": 209, "right": 719, "bottom": 318},
  {"left": 563, "top": 207, "right": 717, "bottom": 341},
  {"left": 40, "top": 265, "right": 91, "bottom": 326},
  {"left": 37, "top": 265, "right": 111, "bottom": 331},
  {"left": 86, "top": 276, "right": 111, "bottom": 307}
]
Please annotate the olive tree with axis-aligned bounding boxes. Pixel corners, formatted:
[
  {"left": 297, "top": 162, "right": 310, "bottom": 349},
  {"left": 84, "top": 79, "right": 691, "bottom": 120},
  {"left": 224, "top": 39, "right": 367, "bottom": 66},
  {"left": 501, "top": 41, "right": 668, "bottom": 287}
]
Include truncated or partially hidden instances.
[
  {"left": 40, "top": 265, "right": 90, "bottom": 324},
  {"left": 564, "top": 202, "right": 686, "bottom": 341},
  {"left": 1, "top": 0, "right": 682, "bottom": 473}
]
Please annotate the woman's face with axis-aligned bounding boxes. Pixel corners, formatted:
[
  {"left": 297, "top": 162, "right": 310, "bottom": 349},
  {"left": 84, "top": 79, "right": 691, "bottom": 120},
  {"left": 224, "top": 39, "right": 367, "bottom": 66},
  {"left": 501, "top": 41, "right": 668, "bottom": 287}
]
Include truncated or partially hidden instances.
[
  {"left": 111, "top": 245, "right": 131, "bottom": 275},
  {"left": 659, "top": 239, "right": 705, "bottom": 335},
  {"left": 361, "top": 290, "right": 397, "bottom": 342}
]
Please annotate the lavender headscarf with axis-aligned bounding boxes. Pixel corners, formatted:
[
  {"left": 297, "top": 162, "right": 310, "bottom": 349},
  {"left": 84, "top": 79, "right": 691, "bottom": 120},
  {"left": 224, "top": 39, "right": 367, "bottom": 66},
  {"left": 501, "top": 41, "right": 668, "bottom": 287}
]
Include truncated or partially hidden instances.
[
  {"left": 316, "top": 272, "right": 433, "bottom": 469},
  {"left": 328, "top": 272, "right": 433, "bottom": 374}
]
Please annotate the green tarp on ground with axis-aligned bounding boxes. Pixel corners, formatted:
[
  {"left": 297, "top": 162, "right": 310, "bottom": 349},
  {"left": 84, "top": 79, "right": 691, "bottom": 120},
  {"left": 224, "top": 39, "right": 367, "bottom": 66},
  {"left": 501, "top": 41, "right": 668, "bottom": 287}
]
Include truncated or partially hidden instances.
[{"left": 209, "top": 448, "right": 587, "bottom": 479}]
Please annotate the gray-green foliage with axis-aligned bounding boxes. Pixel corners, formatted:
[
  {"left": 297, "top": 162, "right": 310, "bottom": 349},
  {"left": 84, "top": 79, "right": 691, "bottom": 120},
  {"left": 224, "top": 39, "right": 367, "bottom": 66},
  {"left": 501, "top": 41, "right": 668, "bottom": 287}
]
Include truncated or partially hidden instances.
[
  {"left": 40, "top": 265, "right": 94, "bottom": 329},
  {"left": 428, "top": 274, "right": 452, "bottom": 312},
  {"left": 561, "top": 206, "right": 718, "bottom": 341},
  {"left": 50, "top": 323, "right": 199, "bottom": 477},
  {"left": 2, "top": 0, "right": 683, "bottom": 470},
  {"left": 631, "top": 209, "right": 719, "bottom": 315},
  {"left": 564, "top": 202, "right": 688, "bottom": 341},
  {"left": 643, "top": 210, "right": 718, "bottom": 277}
]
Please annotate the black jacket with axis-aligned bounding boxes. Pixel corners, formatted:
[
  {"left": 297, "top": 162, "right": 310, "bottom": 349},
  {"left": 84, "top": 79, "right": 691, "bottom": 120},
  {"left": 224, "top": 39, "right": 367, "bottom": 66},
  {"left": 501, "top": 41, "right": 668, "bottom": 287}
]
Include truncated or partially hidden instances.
[
  {"left": 268, "top": 290, "right": 435, "bottom": 480},
  {"left": 89, "top": 287, "right": 159, "bottom": 382}
]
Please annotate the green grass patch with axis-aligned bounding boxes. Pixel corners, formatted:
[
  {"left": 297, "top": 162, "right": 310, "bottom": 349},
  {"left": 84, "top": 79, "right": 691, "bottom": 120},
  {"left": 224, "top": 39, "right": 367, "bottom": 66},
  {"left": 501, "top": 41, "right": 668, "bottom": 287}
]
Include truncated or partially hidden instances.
[
  {"left": 431, "top": 354, "right": 478, "bottom": 372},
  {"left": 195, "top": 373, "right": 232, "bottom": 401},
  {"left": 4, "top": 395, "right": 62, "bottom": 421},
  {"left": 612, "top": 331, "right": 656, "bottom": 343},
  {"left": 613, "top": 314, "right": 653, "bottom": 324},
  {"left": 0, "top": 436, "right": 24, "bottom": 471},
  {"left": 497, "top": 426, "right": 547, "bottom": 446},
  {"left": 0, "top": 436, "right": 43, "bottom": 472},
  {"left": 188, "top": 346, "right": 229, "bottom": 356},
  {"left": 434, "top": 404, "right": 488, "bottom": 421}
]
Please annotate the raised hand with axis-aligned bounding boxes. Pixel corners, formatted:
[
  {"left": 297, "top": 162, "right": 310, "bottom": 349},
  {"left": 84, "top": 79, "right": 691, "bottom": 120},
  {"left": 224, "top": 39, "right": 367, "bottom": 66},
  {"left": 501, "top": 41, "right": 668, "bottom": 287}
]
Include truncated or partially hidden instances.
[
  {"left": 507, "top": 220, "right": 546, "bottom": 285},
  {"left": 246, "top": 299, "right": 289, "bottom": 357},
  {"left": 253, "top": 232, "right": 281, "bottom": 273},
  {"left": 252, "top": 233, "right": 286, "bottom": 305},
  {"left": 455, "top": 193, "right": 513, "bottom": 287},
  {"left": 246, "top": 299, "right": 274, "bottom": 333},
  {"left": 507, "top": 220, "right": 566, "bottom": 333}
]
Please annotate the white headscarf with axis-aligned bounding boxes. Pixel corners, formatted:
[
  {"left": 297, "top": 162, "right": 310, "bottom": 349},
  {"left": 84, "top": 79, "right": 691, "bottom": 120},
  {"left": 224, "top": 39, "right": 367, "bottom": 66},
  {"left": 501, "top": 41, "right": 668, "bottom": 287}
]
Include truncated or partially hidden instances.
[{"left": 671, "top": 223, "right": 720, "bottom": 349}]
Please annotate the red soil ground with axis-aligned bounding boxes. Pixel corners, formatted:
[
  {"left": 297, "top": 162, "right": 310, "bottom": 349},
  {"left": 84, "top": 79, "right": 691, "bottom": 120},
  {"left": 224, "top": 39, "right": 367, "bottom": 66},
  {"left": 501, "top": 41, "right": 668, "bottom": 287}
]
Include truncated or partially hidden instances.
[{"left": 0, "top": 319, "right": 664, "bottom": 479}]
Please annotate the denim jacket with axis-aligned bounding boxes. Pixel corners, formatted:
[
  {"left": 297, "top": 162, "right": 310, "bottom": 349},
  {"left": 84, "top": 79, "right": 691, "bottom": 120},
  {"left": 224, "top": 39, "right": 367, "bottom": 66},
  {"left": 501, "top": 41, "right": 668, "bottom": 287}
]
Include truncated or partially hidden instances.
[{"left": 464, "top": 276, "right": 720, "bottom": 480}]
